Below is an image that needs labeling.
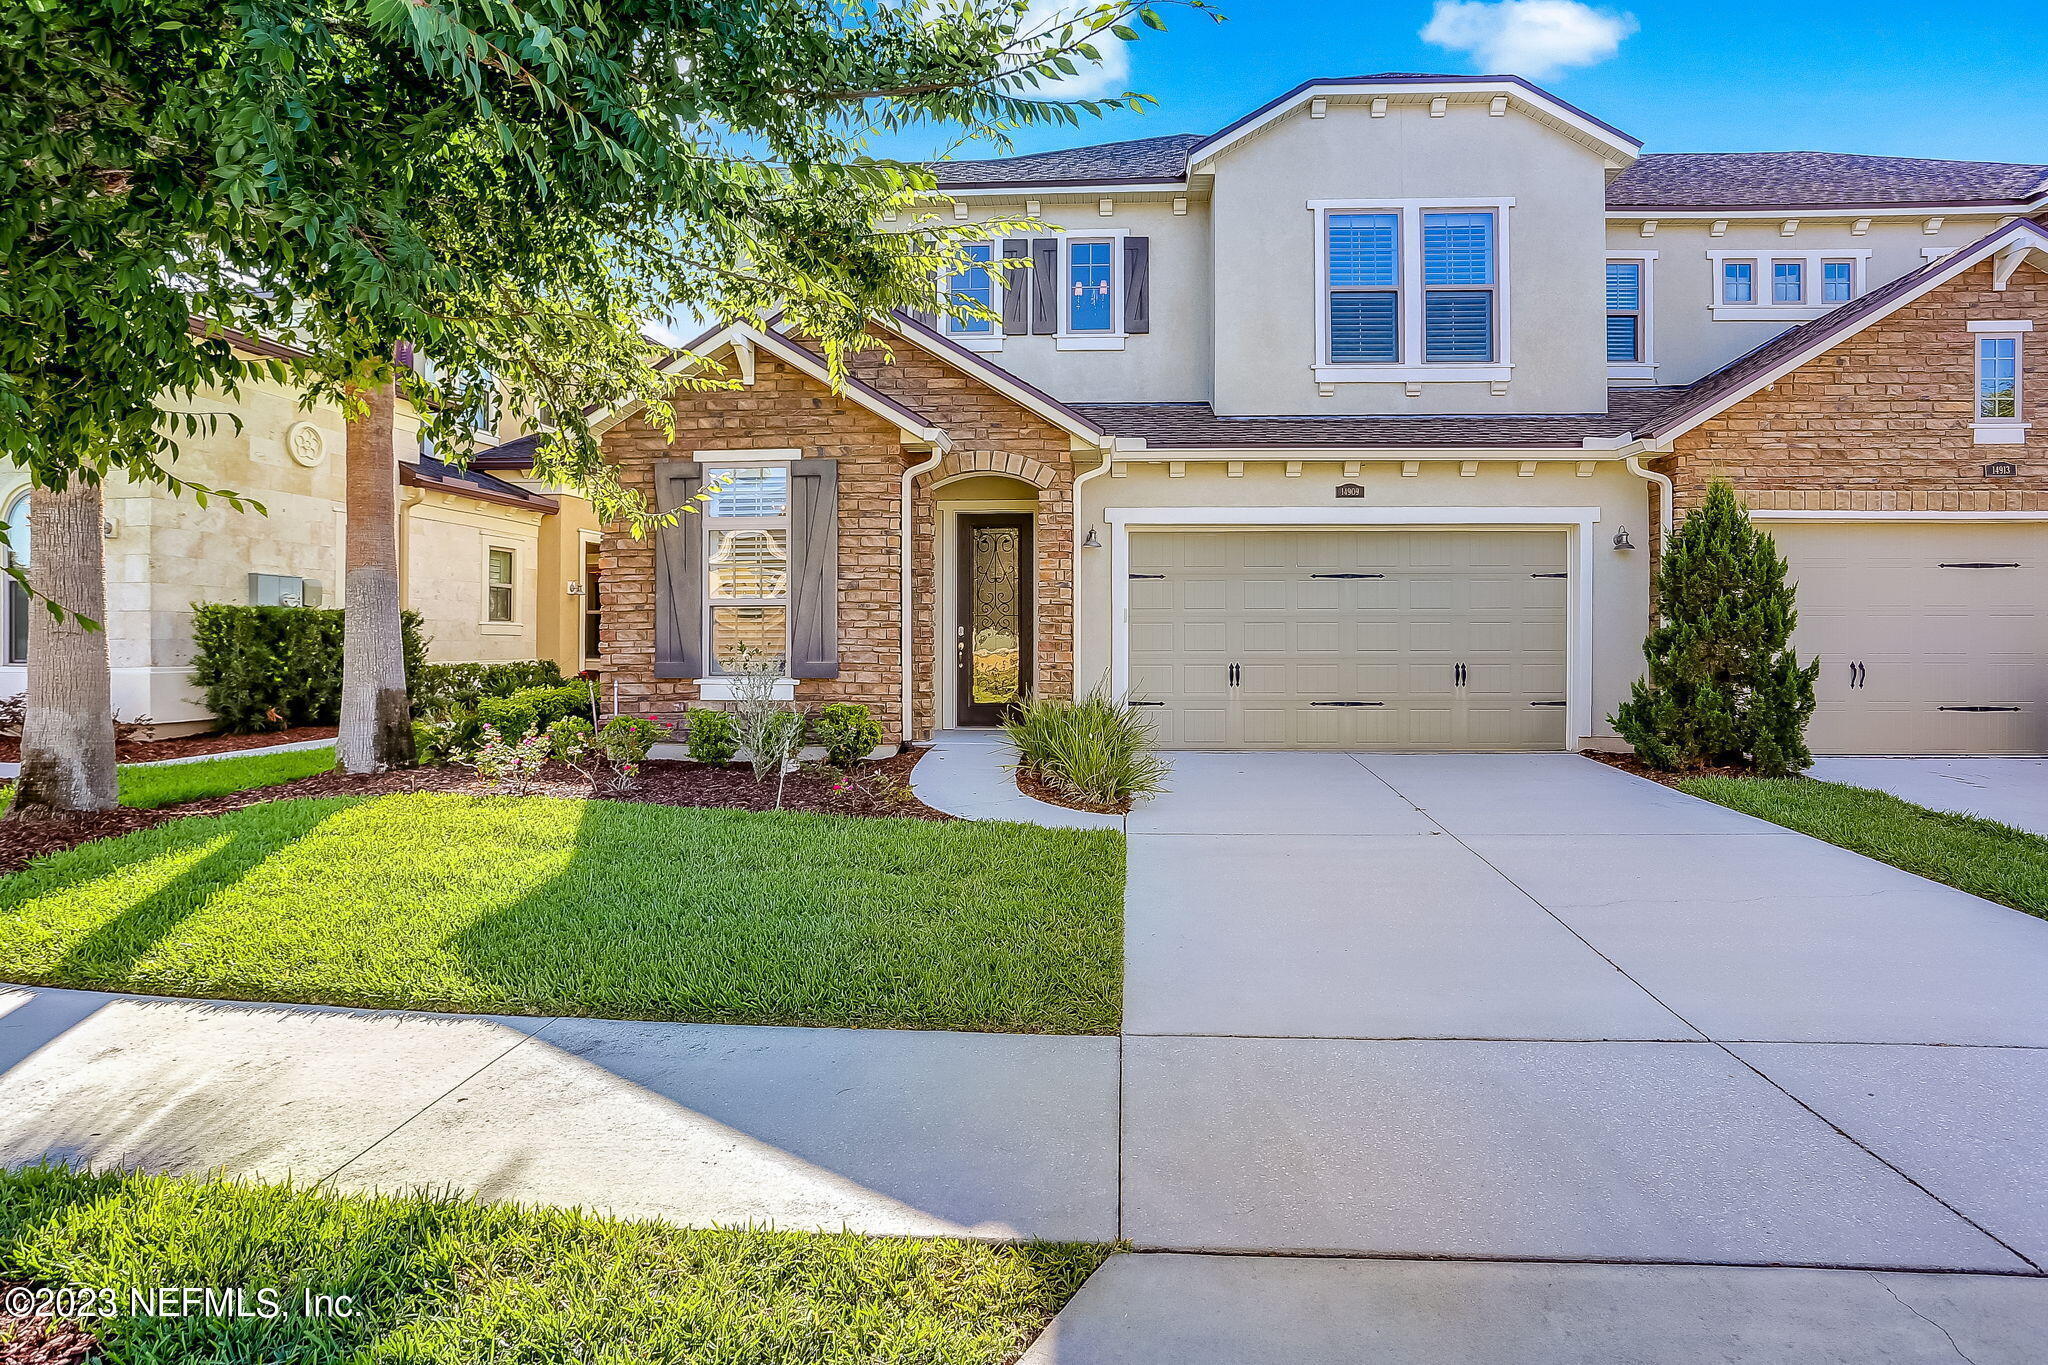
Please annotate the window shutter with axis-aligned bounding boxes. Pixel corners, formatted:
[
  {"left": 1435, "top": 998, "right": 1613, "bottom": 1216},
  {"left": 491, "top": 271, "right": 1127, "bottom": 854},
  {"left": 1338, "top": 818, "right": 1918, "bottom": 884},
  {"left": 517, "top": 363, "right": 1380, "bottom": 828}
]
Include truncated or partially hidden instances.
[
  {"left": 1001, "top": 240, "right": 1031, "bottom": 334},
  {"left": 1123, "top": 237, "right": 1150, "bottom": 333},
  {"left": 1030, "top": 238, "right": 1060, "bottom": 334},
  {"left": 653, "top": 460, "right": 704, "bottom": 679},
  {"left": 786, "top": 458, "right": 840, "bottom": 679}
]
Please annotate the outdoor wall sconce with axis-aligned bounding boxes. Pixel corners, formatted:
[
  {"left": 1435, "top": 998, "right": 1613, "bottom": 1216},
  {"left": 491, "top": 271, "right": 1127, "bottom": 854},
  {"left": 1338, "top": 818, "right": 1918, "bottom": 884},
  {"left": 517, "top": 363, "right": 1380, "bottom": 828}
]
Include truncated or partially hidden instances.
[
  {"left": 1082, "top": 528, "right": 1102, "bottom": 549},
  {"left": 1613, "top": 526, "right": 1635, "bottom": 551}
]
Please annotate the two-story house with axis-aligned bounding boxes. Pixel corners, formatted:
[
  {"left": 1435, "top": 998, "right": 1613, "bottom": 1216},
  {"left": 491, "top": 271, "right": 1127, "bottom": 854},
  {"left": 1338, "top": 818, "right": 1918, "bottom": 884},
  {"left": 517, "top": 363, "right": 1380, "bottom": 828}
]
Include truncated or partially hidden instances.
[{"left": 593, "top": 74, "right": 2048, "bottom": 757}]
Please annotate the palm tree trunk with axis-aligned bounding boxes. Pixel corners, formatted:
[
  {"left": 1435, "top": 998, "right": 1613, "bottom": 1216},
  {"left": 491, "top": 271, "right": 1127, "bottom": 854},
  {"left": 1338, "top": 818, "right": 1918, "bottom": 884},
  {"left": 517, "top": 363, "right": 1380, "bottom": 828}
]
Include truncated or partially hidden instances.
[
  {"left": 338, "top": 376, "right": 416, "bottom": 773},
  {"left": 10, "top": 481, "right": 116, "bottom": 815}
]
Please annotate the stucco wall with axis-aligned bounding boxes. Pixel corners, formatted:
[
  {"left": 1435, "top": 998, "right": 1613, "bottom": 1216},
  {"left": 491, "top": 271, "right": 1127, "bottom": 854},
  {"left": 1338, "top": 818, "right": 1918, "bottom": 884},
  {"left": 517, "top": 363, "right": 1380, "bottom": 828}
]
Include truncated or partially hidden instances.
[
  {"left": 401, "top": 489, "right": 546, "bottom": 664},
  {"left": 1607, "top": 214, "right": 2015, "bottom": 388},
  {"left": 1206, "top": 101, "right": 1613, "bottom": 417}
]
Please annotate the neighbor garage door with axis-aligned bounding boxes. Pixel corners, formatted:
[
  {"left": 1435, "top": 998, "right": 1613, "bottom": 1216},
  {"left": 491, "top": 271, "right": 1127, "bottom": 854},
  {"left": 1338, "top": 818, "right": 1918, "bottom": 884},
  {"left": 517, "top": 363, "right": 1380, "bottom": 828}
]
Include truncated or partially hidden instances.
[
  {"left": 1126, "top": 529, "right": 1569, "bottom": 750},
  {"left": 1773, "top": 521, "right": 2048, "bottom": 755}
]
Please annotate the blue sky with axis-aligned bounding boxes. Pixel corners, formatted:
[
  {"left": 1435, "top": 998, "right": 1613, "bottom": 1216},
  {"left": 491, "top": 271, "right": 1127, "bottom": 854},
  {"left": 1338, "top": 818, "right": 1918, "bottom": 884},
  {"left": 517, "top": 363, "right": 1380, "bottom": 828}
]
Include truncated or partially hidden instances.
[{"left": 871, "top": 1, "right": 2047, "bottom": 166}]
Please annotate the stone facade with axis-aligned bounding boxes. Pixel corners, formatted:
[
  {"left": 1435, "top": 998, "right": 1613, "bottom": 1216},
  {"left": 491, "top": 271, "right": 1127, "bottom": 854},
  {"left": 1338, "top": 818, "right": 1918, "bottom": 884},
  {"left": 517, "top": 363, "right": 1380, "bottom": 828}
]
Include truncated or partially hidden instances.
[
  {"left": 1653, "top": 259, "right": 2048, "bottom": 514},
  {"left": 596, "top": 335, "right": 1080, "bottom": 742}
]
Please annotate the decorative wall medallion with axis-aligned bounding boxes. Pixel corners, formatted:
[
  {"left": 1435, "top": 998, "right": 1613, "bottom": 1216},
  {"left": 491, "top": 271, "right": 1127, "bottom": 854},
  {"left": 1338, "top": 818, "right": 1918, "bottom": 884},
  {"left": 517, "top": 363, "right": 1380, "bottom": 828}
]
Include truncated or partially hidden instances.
[
  {"left": 1335, "top": 483, "right": 1365, "bottom": 499},
  {"left": 286, "top": 421, "right": 326, "bottom": 467},
  {"left": 1984, "top": 461, "right": 2018, "bottom": 478}
]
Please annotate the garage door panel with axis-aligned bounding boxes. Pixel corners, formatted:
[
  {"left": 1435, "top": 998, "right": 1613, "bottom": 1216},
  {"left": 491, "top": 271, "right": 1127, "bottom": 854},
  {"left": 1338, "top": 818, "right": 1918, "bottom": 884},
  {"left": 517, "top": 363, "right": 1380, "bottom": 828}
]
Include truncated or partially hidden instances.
[{"left": 1774, "top": 523, "right": 2048, "bottom": 755}]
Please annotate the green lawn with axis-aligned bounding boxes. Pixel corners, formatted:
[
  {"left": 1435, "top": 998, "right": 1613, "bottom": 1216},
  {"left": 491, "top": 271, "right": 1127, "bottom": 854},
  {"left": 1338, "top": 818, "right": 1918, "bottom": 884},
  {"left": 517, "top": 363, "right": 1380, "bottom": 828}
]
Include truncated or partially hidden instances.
[
  {"left": 0, "top": 792, "right": 1124, "bottom": 1032},
  {"left": 115, "top": 745, "right": 336, "bottom": 808},
  {"left": 0, "top": 1165, "right": 1109, "bottom": 1364},
  {"left": 1679, "top": 776, "right": 2048, "bottom": 920}
]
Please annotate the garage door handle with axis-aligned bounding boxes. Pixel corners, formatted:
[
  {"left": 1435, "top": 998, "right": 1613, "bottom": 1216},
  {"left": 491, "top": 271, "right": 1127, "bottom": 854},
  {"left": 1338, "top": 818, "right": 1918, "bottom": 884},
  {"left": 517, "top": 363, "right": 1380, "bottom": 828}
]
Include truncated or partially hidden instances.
[
  {"left": 1128, "top": 573, "right": 1165, "bottom": 579},
  {"left": 1128, "top": 701, "right": 1165, "bottom": 707},
  {"left": 1454, "top": 663, "right": 1467, "bottom": 686},
  {"left": 1937, "top": 562, "right": 2020, "bottom": 569},
  {"left": 1530, "top": 700, "right": 1566, "bottom": 707},
  {"left": 1530, "top": 572, "right": 1568, "bottom": 579},
  {"left": 1309, "top": 573, "right": 1386, "bottom": 579},
  {"left": 1310, "top": 701, "right": 1384, "bottom": 707},
  {"left": 1939, "top": 706, "right": 2021, "bottom": 713},
  {"left": 1228, "top": 663, "right": 1240, "bottom": 687},
  {"left": 1850, "top": 661, "right": 1865, "bottom": 689}
]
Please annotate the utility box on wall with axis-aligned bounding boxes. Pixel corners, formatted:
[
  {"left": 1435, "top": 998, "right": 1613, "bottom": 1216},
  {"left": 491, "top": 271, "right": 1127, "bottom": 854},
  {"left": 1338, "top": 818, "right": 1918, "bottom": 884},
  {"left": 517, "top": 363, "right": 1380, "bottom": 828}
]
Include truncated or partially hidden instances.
[{"left": 249, "top": 573, "right": 323, "bottom": 608}]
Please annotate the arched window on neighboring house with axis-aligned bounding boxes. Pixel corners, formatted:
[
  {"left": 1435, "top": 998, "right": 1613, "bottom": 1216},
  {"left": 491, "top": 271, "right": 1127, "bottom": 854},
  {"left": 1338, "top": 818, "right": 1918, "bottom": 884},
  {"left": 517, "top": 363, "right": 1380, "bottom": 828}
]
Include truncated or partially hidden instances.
[{"left": 4, "top": 492, "right": 28, "bottom": 664}]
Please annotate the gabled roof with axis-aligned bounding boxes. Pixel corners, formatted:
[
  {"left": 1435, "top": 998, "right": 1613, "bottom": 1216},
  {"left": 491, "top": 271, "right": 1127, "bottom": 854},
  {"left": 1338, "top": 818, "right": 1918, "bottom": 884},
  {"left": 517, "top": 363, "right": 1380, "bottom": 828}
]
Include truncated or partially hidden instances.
[
  {"left": 1073, "top": 387, "right": 1692, "bottom": 450},
  {"left": 1610, "top": 152, "right": 2048, "bottom": 212},
  {"left": 927, "top": 133, "right": 1205, "bottom": 189},
  {"left": 872, "top": 312, "right": 1112, "bottom": 446},
  {"left": 1642, "top": 218, "right": 2048, "bottom": 444}
]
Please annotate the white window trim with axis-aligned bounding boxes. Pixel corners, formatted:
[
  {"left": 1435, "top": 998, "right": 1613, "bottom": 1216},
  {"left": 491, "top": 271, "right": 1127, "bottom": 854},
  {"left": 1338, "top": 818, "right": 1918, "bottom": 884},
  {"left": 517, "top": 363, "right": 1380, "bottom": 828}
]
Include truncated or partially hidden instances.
[
  {"left": 1056, "top": 227, "right": 1129, "bottom": 351},
  {"left": 938, "top": 244, "right": 1005, "bottom": 353},
  {"left": 1972, "top": 328, "right": 2029, "bottom": 445},
  {"left": 1606, "top": 251, "right": 1657, "bottom": 380},
  {"left": 1706, "top": 249, "right": 1871, "bottom": 321},
  {"left": 698, "top": 452, "right": 796, "bottom": 679},
  {"left": 1309, "top": 198, "right": 1515, "bottom": 383},
  {"left": 483, "top": 545, "right": 519, "bottom": 628}
]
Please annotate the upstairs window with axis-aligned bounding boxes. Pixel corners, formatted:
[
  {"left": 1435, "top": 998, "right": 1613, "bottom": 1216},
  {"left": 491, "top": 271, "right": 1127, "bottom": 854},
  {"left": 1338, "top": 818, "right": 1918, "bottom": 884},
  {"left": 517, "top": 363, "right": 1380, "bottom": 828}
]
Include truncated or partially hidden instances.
[
  {"left": 1978, "top": 336, "right": 2020, "bottom": 419},
  {"left": 944, "top": 243, "right": 996, "bottom": 336},
  {"left": 1771, "top": 261, "right": 1805, "bottom": 304},
  {"left": 1068, "top": 240, "right": 1114, "bottom": 332},
  {"left": 1605, "top": 260, "right": 1645, "bottom": 364},
  {"left": 1327, "top": 212, "right": 1400, "bottom": 363},
  {"left": 1821, "top": 259, "right": 1855, "bottom": 303},
  {"left": 1422, "top": 212, "right": 1496, "bottom": 363},
  {"left": 1721, "top": 261, "right": 1755, "bottom": 305}
]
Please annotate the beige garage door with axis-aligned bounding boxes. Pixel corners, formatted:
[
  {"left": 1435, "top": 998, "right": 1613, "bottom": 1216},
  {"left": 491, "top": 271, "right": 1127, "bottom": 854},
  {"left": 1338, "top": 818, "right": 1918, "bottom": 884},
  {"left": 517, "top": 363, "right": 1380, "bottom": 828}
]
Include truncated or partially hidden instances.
[
  {"left": 1126, "top": 529, "right": 1569, "bottom": 750},
  {"left": 1774, "top": 521, "right": 2048, "bottom": 755}
]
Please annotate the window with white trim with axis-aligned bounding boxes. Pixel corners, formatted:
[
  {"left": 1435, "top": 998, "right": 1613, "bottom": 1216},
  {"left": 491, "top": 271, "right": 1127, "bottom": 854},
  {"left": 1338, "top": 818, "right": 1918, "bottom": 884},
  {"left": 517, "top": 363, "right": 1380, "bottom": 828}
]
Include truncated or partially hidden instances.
[
  {"left": 702, "top": 463, "right": 790, "bottom": 672},
  {"left": 943, "top": 243, "right": 997, "bottom": 337},
  {"left": 1067, "top": 239, "right": 1115, "bottom": 333},
  {"left": 1978, "top": 335, "right": 2021, "bottom": 420},
  {"left": 1711, "top": 251, "right": 1868, "bottom": 317},
  {"left": 485, "top": 546, "right": 516, "bottom": 623},
  {"left": 1317, "top": 203, "right": 1506, "bottom": 372},
  {"left": 1605, "top": 260, "right": 1646, "bottom": 363}
]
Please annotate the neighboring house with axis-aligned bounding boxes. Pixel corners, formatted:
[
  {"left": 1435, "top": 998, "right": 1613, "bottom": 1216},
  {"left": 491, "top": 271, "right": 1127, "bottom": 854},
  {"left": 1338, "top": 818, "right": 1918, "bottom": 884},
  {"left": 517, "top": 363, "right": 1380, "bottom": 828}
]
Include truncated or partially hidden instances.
[
  {"left": 592, "top": 73, "right": 2048, "bottom": 756},
  {"left": 0, "top": 330, "right": 599, "bottom": 733}
]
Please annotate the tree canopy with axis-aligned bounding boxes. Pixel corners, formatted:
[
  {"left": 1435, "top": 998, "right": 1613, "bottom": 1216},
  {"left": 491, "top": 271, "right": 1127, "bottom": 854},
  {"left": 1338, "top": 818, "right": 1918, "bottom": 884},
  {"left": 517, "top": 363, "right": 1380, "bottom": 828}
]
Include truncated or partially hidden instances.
[{"left": 2, "top": 0, "right": 1206, "bottom": 522}]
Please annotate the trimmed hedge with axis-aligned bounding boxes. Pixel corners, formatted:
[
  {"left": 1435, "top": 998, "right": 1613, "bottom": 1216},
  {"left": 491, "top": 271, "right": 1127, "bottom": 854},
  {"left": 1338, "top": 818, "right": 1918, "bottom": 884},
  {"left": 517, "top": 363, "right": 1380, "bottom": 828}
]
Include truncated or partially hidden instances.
[
  {"left": 411, "top": 659, "right": 568, "bottom": 718},
  {"left": 191, "top": 605, "right": 428, "bottom": 733}
]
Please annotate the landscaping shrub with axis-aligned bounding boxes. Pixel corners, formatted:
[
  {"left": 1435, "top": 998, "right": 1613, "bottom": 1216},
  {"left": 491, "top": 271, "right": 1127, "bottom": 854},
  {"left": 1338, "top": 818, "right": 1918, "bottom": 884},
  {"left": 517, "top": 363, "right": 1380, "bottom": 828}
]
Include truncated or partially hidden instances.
[
  {"left": 684, "top": 707, "right": 739, "bottom": 763},
  {"left": 597, "top": 715, "right": 671, "bottom": 773},
  {"left": 1004, "top": 689, "right": 1169, "bottom": 809},
  {"left": 1611, "top": 481, "right": 1819, "bottom": 775},
  {"left": 191, "top": 604, "right": 426, "bottom": 732},
  {"left": 545, "top": 715, "right": 594, "bottom": 762},
  {"left": 810, "top": 702, "right": 884, "bottom": 768},
  {"left": 468, "top": 683, "right": 592, "bottom": 742},
  {"left": 410, "top": 659, "right": 567, "bottom": 718},
  {"left": 474, "top": 693, "right": 539, "bottom": 740}
]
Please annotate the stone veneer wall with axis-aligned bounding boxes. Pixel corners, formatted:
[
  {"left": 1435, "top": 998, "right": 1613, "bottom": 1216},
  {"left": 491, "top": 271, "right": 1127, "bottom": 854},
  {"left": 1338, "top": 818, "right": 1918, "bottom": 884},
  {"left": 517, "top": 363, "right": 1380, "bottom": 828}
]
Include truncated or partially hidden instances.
[
  {"left": 1653, "top": 259, "right": 2048, "bottom": 515},
  {"left": 596, "top": 337, "right": 1079, "bottom": 742}
]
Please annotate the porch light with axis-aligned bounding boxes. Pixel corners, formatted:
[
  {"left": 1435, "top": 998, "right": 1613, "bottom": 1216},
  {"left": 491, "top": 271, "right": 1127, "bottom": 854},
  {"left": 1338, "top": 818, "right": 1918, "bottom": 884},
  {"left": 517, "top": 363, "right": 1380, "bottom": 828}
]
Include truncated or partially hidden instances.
[
  {"left": 1613, "top": 526, "right": 1635, "bottom": 551},
  {"left": 1082, "top": 528, "right": 1102, "bottom": 549}
]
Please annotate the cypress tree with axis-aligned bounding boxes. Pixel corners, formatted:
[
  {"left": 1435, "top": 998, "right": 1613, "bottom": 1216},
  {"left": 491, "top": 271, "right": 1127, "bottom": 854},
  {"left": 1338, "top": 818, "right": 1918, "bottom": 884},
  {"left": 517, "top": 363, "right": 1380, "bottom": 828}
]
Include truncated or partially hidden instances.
[{"left": 1612, "top": 481, "right": 1819, "bottom": 775}]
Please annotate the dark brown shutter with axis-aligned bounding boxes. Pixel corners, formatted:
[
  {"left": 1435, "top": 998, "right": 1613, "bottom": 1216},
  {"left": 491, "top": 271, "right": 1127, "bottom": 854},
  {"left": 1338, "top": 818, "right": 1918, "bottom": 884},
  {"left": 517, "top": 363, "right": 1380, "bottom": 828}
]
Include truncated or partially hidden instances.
[
  {"left": 1030, "top": 238, "right": 1060, "bottom": 334},
  {"left": 1001, "top": 239, "right": 1031, "bottom": 334},
  {"left": 653, "top": 459, "right": 704, "bottom": 679},
  {"left": 786, "top": 458, "right": 840, "bottom": 679},
  {"left": 1123, "top": 236, "right": 1151, "bottom": 334}
]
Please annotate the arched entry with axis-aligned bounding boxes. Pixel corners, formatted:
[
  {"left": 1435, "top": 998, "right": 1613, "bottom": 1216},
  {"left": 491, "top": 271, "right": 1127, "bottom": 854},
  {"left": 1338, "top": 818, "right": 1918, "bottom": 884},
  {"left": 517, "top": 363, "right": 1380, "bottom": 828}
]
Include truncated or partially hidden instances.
[{"left": 934, "top": 470, "right": 1042, "bottom": 728}]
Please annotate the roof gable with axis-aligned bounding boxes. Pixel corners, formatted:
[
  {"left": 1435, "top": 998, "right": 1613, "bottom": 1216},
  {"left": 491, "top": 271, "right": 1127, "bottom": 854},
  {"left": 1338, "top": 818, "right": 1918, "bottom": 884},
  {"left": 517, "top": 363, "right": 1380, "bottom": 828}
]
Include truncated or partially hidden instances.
[{"left": 1610, "top": 152, "right": 2048, "bottom": 212}]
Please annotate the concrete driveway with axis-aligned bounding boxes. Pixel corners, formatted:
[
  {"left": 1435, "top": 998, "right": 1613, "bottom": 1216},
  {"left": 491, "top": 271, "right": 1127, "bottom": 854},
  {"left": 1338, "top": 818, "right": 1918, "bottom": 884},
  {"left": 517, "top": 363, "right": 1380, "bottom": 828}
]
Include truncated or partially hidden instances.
[
  {"left": 1810, "top": 755, "right": 2048, "bottom": 836},
  {"left": 1075, "top": 751, "right": 2048, "bottom": 1362}
]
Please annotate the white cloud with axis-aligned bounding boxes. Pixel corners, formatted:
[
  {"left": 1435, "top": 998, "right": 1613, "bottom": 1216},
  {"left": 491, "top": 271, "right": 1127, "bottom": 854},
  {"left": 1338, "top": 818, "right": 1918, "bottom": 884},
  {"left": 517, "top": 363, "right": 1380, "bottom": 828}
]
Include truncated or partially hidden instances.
[
  {"left": 1018, "top": 0, "right": 1133, "bottom": 100},
  {"left": 1420, "top": 1, "right": 1637, "bottom": 79}
]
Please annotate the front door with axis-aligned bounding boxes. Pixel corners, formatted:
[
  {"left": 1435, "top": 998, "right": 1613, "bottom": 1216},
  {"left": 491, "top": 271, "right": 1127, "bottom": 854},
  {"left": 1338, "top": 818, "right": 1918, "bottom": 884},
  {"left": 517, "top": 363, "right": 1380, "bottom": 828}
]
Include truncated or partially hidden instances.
[{"left": 955, "top": 514, "right": 1034, "bottom": 727}]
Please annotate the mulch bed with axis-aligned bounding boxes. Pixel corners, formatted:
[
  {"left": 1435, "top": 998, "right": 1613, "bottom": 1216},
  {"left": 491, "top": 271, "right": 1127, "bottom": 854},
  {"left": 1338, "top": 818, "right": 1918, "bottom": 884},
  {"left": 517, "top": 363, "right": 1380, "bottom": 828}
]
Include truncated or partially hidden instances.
[
  {"left": 1015, "top": 765, "right": 1126, "bottom": 815},
  {"left": 0, "top": 750, "right": 946, "bottom": 876},
  {"left": 0, "top": 1284, "right": 99, "bottom": 1365},
  {"left": 0, "top": 726, "right": 337, "bottom": 765},
  {"left": 1581, "top": 749, "right": 1784, "bottom": 788}
]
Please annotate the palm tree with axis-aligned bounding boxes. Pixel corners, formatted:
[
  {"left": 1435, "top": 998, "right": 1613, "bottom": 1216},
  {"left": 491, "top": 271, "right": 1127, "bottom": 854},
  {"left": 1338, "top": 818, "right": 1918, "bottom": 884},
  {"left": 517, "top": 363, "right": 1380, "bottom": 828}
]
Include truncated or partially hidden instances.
[
  {"left": 336, "top": 371, "right": 416, "bottom": 773},
  {"left": 9, "top": 480, "right": 117, "bottom": 814}
]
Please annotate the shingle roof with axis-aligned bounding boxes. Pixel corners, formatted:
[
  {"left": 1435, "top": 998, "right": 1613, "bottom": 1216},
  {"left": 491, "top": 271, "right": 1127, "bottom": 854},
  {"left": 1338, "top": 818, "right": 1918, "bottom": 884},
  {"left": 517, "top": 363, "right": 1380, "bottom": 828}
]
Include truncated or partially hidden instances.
[
  {"left": 471, "top": 432, "right": 544, "bottom": 469},
  {"left": 1641, "top": 218, "right": 2048, "bottom": 439},
  {"left": 1071, "top": 388, "right": 1695, "bottom": 449},
  {"left": 926, "top": 133, "right": 1206, "bottom": 188},
  {"left": 1610, "top": 152, "right": 2048, "bottom": 210},
  {"left": 404, "top": 453, "right": 557, "bottom": 511},
  {"left": 927, "top": 137, "right": 2047, "bottom": 211}
]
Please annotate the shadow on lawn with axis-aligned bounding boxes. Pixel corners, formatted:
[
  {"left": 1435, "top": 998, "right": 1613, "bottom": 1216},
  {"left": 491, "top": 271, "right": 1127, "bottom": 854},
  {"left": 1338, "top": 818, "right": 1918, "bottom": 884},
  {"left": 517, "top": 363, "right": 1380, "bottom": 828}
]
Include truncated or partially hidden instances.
[{"left": 41, "top": 801, "right": 351, "bottom": 987}]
